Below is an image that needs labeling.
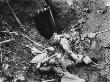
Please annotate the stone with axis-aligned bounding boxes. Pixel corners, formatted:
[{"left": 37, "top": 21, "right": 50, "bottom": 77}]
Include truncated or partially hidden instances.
[
  {"left": 61, "top": 76, "right": 85, "bottom": 82},
  {"left": 61, "top": 72, "right": 85, "bottom": 82}
]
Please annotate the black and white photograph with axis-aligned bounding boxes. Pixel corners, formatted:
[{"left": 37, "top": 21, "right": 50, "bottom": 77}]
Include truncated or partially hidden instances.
[{"left": 0, "top": 0, "right": 110, "bottom": 82}]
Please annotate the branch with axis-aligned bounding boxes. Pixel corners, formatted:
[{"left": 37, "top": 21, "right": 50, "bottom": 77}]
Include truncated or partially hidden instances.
[
  {"left": 0, "top": 48, "right": 3, "bottom": 62},
  {"left": 42, "top": 79, "right": 55, "bottom": 82},
  {"left": 5, "top": 0, "right": 25, "bottom": 31},
  {"left": 0, "top": 39, "right": 13, "bottom": 45},
  {"left": 21, "top": 34, "right": 45, "bottom": 49},
  {"left": 0, "top": 30, "right": 45, "bottom": 49}
]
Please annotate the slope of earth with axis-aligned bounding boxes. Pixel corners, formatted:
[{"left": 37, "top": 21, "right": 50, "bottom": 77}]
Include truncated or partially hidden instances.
[
  {"left": 71, "top": 0, "right": 110, "bottom": 82},
  {"left": 50, "top": 0, "right": 110, "bottom": 82},
  {"left": 0, "top": 0, "right": 110, "bottom": 82}
]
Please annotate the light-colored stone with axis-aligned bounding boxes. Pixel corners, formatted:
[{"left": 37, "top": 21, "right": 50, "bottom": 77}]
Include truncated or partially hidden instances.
[
  {"left": 61, "top": 76, "right": 85, "bottom": 82},
  {"left": 61, "top": 72, "right": 85, "bottom": 82},
  {"left": 0, "top": 78, "right": 5, "bottom": 82}
]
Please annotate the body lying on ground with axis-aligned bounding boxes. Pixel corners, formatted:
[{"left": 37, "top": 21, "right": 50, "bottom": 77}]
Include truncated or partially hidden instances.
[{"left": 50, "top": 33, "right": 92, "bottom": 64}]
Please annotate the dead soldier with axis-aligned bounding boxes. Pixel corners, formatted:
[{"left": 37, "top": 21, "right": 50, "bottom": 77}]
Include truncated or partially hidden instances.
[
  {"left": 37, "top": 48, "right": 85, "bottom": 82},
  {"left": 30, "top": 47, "right": 55, "bottom": 68},
  {"left": 50, "top": 32, "right": 92, "bottom": 64},
  {"left": 39, "top": 58, "right": 85, "bottom": 82},
  {"left": 30, "top": 46, "right": 85, "bottom": 82}
]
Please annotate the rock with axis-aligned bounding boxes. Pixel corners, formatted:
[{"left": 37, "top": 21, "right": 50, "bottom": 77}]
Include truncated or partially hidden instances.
[
  {"left": 61, "top": 76, "right": 85, "bottom": 82},
  {"left": 66, "top": 0, "right": 73, "bottom": 6},
  {"left": 0, "top": 78, "right": 5, "bottom": 82},
  {"left": 100, "top": 70, "right": 108, "bottom": 76},
  {"left": 61, "top": 72, "right": 85, "bottom": 82}
]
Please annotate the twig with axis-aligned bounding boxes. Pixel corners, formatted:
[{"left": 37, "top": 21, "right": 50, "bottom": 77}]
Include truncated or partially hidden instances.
[
  {"left": 0, "top": 47, "right": 2, "bottom": 62},
  {"left": 42, "top": 79, "right": 55, "bottom": 82},
  {"left": 1, "top": 30, "right": 45, "bottom": 49},
  {"left": 0, "top": 31, "right": 18, "bottom": 35},
  {"left": 21, "top": 34, "right": 45, "bottom": 48},
  {"left": 49, "top": 9, "right": 55, "bottom": 24},
  {"left": 0, "top": 39, "right": 13, "bottom": 45},
  {"left": 1, "top": 30, "right": 44, "bottom": 48}
]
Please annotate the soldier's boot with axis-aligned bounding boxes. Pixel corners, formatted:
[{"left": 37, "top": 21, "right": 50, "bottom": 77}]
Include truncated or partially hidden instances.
[
  {"left": 39, "top": 66, "right": 52, "bottom": 72},
  {"left": 52, "top": 66, "right": 64, "bottom": 77},
  {"left": 77, "top": 55, "right": 92, "bottom": 64}
]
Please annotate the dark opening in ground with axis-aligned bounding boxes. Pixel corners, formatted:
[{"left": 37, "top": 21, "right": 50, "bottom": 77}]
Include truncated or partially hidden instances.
[{"left": 34, "top": 10, "right": 55, "bottom": 39}]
